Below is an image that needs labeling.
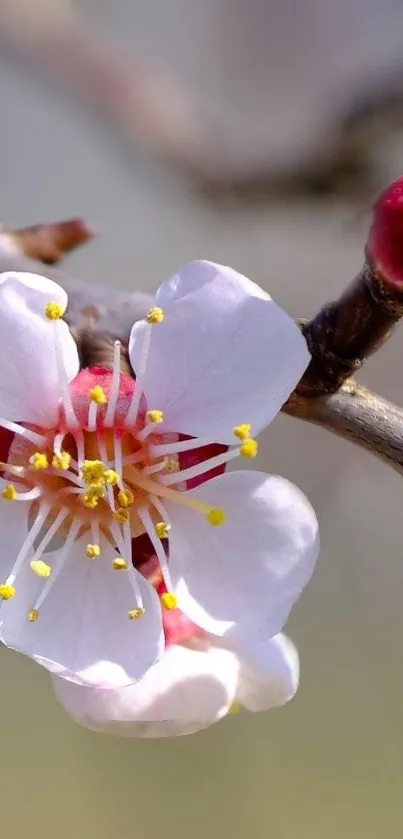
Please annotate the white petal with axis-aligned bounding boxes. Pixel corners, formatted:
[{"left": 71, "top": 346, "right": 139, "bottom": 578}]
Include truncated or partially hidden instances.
[
  {"left": 0, "top": 272, "right": 79, "bottom": 425},
  {"left": 231, "top": 633, "right": 300, "bottom": 712},
  {"left": 129, "top": 261, "right": 309, "bottom": 443},
  {"left": 166, "top": 471, "right": 319, "bottom": 641},
  {"left": 51, "top": 643, "right": 239, "bottom": 738},
  {"left": 0, "top": 485, "right": 29, "bottom": 580},
  {"left": 0, "top": 535, "right": 164, "bottom": 687}
]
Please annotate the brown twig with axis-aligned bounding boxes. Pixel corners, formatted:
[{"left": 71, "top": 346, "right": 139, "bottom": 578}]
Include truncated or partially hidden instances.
[
  {"left": 297, "top": 262, "right": 403, "bottom": 396},
  {"left": 4, "top": 218, "right": 94, "bottom": 264}
]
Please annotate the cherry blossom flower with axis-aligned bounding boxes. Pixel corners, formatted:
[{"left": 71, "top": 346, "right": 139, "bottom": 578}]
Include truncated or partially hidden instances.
[{"left": 0, "top": 262, "right": 319, "bottom": 689}]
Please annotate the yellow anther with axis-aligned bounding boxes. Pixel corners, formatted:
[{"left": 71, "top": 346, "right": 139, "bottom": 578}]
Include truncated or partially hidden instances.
[
  {"left": 113, "top": 508, "right": 130, "bottom": 524},
  {"left": 128, "top": 608, "right": 145, "bottom": 620},
  {"left": 146, "top": 307, "right": 164, "bottom": 324},
  {"left": 52, "top": 451, "right": 71, "bottom": 470},
  {"left": 233, "top": 423, "right": 251, "bottom": 441},
  {"left": 45, "top": 301, "right": 64, "bottom": 320},
  {"left": 240, "top": 439, "right": 258, "bottom": 458},
  {"left": 155, "top": 521, "right": 169, "bottom": 539},
  {"left": 164, "top": 457, "right": 179, "bottom": 473},
  {"left": 28, "top": 608, "right": 39, "bottom": 622},
  {"left": 30, "top": 559, "right": 51, "bottom": 578},
  {"left": 89, "top": 385, "right": 107, "bottom": 405},
  {"left": 81, "top": 460, "right": 105, "bottom": 484},
  {"left": 85, "top": 544, "right": 101, "bottom": 559},
  {"left": 1, "top": 484, "right": 17, "bottom": 501},
  {"left": 117, "top": 488, "right": 134, "bottom": 508},
  {"left": 112, "top": 557, "right": 128, "bottom": 571},
  {"left": 228, "top": 703, "right": 242, "bottom": 716},
  {"left": 0, "top": 584, "right": 15, "bottom": 600},
  {"left": 82, "top": 494, "right": 98, "bottom": 509},
  {"left": 206, "top": 508, "right": 226, "bottom": 527},
  {"left": 146, "top": 410, "right": 164, "bottom": 425},
  {"left": 103, "top": 469, "right": 119, "bottom": 486},
  {"left": 82, "top": 482, "right": 105, "bottom": 508},
  {"left": 29, "top": 452, "right": 48, "bottom": 470},
  {"left": 160, "top": 592, "right": 177, "bottom": 610}
]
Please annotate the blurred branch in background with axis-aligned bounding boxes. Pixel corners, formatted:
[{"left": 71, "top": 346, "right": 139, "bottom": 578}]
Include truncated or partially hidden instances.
[
  {"left": 3, "top": 0, "right": 403, "bottom": 200},
  {"left": 0, "top": 0, "right": 222, "bottom": 180}
]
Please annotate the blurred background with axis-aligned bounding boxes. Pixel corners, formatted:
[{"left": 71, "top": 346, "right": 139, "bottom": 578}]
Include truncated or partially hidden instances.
[{"left": 1, "top": 1, "right": 403, "bottom": 837}]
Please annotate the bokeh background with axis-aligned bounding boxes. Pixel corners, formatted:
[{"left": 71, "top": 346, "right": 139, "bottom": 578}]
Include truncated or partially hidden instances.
[{"left": 1, "top": 2, "right": 403, "bottom": 837}]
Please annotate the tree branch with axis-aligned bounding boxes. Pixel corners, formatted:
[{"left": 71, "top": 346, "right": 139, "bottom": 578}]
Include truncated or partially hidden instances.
[{"left": 283, "top": 381, "right": 403, "bottom": 476}]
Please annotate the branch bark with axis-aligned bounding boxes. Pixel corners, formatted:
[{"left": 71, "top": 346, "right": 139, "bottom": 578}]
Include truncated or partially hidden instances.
[{"left": 283, "top": 381, "right": 403, "bottom": 476}]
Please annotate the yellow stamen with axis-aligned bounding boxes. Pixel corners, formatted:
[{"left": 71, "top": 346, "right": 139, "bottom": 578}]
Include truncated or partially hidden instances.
[
  {"left": 89, "top": 385, "right": 107, "bottom": 405},
  {"left": 82, "top": 494, "right": 98, "bottom": 509},
  {"left": 128, "top": 608, "right": 145, "bottom": 620},
  {"left": 112, "top": 557, "right": 128, "bottom": 570},
  {"left": 82, "top": 482, "right": 106, "bottom": 508},
  {"left": 85, "top": 544, "right": 101, "bottom": 559},
  {"left": 164, "top": 457, "right": 179, "bottom": 473},
  {"left": 29, "top": 559, "right": 51, "bottom": 578},
  {"left": 233, "top": 423, "right": 251, "bottom": 441},
  {"left": 126, "top": 466, "right": 226, "bottom": 520},
  {"left": 28, "top": 608, "right": 39, "bottom": 622},
  {"left": 0, "top": 584, "right": 15, "bottom": 600},
  {"left": 104, "top": 469, "right": 119, "bottom": 486},
  {"left": 81, "top": 460, "right": 105, "bottom": 484},
  {"left": 117, "top": 488, "right": 134, "bottom": 507},
  {"left": 146, "top": 410, "right": 164, "bottom": 425},
  {"left": 45, "top": 301, "right": 64, "bottom": 320},
  {"left": 228, "top": 703, "right": 241, "bottom": 715},
  {"left": 29, "top": 452, "right": 48, "bottom": 470},
  {"left": 206, "top": 508, "right": 226, "bottom": 527},
  {"left": 1, "top": 484, "right": 17, "bottom": 501},
  {"left": 240, "top": 439, "right": 258, "bottom": 458},
  {"left": 155, "top": 521, "right": 169, "bottom": 539},
  {"left": 160, "top": 592, "right": 177, "bottom": 610},
  {"left": 146, "top": 307, "right": 164, "bottom": 324},
  {"left": 52, "top": 451, "right": 71, "bottom": 470},
  {"left": 113, "top": 508, "right": 130, "bottom": 524}
]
